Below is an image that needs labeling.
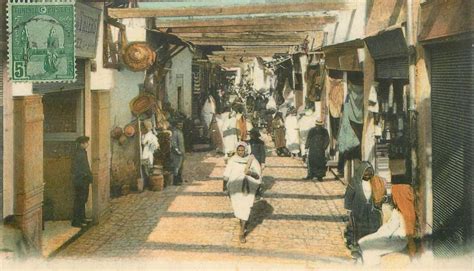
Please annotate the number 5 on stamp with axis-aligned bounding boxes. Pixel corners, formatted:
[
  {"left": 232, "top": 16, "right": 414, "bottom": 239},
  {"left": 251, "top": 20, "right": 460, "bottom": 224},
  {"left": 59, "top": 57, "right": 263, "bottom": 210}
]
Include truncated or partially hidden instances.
[{"left": 8, "top": 0, "right": 76, "bottom": 82}]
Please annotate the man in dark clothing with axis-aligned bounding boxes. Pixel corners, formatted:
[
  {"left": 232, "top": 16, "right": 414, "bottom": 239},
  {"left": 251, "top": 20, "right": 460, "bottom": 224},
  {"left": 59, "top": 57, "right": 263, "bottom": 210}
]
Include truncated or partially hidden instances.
[
  {"left": 248, "top": 128, "right": 266, "bottom": 168},
  {"left": 171, "top": 120, "right": 185, "bottom": 185},
  {"left": 71, "top": 136, "right": 93, "bottom": 228},
  {"left": 304, "top": 119, "right": 330, "bottom": 181},
  {"left": 248, "top": 128, "right": 266, "bottom": 199}
]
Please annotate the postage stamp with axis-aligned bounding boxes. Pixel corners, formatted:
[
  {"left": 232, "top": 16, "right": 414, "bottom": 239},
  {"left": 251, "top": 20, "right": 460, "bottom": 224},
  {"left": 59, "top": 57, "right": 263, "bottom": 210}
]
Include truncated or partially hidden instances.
[{"left": 8, "top": 0, "right": 76, "bottom": 82}]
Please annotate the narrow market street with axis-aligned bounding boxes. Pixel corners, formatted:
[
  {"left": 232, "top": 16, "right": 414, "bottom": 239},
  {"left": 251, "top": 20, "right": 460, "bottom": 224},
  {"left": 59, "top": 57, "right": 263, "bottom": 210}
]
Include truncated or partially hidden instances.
[
  {"left": 1, "top": 1, "right": 472, "bottom": 270},
  {"left": 55, "top": 150, "right": 351, "bottom": 268}
]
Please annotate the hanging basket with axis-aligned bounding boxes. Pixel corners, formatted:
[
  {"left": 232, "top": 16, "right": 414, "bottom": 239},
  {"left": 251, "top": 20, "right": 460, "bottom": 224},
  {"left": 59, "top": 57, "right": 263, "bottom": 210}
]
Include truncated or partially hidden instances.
[
  {"left": 122, "top": 42, "right": 156, "bottom": 72},
  {"left": 129, "top": 93, "right": 157, "bottom": 116}
]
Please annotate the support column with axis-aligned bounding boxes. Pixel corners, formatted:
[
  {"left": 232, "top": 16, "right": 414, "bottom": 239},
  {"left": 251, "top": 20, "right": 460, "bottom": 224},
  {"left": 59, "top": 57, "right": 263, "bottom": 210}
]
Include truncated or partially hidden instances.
[
  {"left": 91, "top": 90, "right": 111, "bottom": 224},
  {"left": 13, "top": 95, "right": 44, "bottom": 252},
  {"left": 361, "top": 45, "right": 376, "bottom": 165}
]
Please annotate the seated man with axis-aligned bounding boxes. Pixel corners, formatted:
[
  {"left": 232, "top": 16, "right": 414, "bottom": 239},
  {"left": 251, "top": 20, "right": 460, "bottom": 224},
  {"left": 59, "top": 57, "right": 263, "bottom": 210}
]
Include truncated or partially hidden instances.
[{"left": 358, "top": 184, "right": 416, "bottom": 266}]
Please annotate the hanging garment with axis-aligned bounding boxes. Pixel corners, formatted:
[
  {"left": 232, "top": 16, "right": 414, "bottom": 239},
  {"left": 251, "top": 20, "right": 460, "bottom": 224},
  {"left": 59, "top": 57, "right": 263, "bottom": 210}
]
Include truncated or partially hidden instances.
[
  {"left": 306, "top": 66, "right": 323, "bottom": 101},
  {"left": 284, "top": 88, "right": 296, "bottom": 110},
  {"left": 285, "top": 114, "right": 300, "bottom": 154},
  {"left": 266, "top": 95, "right": 277, "bottom": 112},
  {"left": 347, "top": 82, "right": 364, "bottom": 124},
  {"left": 338, "top": 103, "right": 361, "bottom": 154},
  {"left": 329, "top": 115, "right": 341, "bottom": 141},
  {"left": 368, "top": 82, "right": 380, "bottom": 114},
  {"left": 328, "top": 77, "right": 345, "bottom": 118},
  {"left": 201, "top": 96, "right": 216, "bottom": 131}
]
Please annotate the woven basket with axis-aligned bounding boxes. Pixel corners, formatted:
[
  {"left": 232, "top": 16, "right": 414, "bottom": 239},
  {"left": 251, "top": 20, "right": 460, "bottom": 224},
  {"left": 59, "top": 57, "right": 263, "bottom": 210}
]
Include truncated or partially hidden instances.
[
  {"left": 122, "top": 42, "right": 156, "bottom": 72},
  {"left": 129, "top": 93, "right": 157, "bottom": 116}
]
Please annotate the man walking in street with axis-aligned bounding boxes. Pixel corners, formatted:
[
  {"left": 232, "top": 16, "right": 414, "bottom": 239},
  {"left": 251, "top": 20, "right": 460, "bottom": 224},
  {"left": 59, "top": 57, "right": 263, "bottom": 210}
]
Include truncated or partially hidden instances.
[
  {"left": 171, "top": 120, "right": 185, "bottom": 185},
  {"left": 71, "top": 136, "right": 93, "bottom": 228},
  {"left": 304, "top": 118, "right": 329, "bottom": 181}
]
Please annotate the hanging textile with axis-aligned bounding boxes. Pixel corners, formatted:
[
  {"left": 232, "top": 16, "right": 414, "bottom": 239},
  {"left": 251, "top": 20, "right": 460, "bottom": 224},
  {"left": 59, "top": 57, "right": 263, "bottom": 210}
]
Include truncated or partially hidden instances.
[
  {"left": 201, "top": 95, "right": 216, "bottom": 131},
  {"left": 337, "top": 103, "right": 360, "bottom": 153},
  {"left": 266, "top": 95, "right": 277, "bottom": 112},
  {"left": 305, "top": 66, "right": 321, "bottom": 102},
  {"left": 346, "top": 81, "right": 364, "bottom": 124},
  {"left": 328, "top": 77, "right": 344, "bottom": 118},
  {"left": 368, "top": 82, "right": 379, "bottom": 113}
]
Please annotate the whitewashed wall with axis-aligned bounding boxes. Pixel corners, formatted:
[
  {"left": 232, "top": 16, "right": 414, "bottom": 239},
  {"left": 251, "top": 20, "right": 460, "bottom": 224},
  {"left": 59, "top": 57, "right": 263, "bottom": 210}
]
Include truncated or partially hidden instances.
[{"left": 166, "top": 48, "right": 193, "bottom": 118}]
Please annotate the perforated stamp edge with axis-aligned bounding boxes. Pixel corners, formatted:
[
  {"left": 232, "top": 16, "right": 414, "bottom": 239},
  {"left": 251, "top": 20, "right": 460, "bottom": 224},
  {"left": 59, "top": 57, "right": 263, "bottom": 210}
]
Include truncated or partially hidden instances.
[{"left": 7, "top": 0, "right": 77, "bottom": 83}]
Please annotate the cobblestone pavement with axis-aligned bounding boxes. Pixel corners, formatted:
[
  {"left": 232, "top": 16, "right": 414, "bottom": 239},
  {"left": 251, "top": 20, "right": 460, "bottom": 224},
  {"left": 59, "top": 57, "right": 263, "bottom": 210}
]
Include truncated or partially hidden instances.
[{"left": 56, "top": 150, "right": 352, "bottom": 270}]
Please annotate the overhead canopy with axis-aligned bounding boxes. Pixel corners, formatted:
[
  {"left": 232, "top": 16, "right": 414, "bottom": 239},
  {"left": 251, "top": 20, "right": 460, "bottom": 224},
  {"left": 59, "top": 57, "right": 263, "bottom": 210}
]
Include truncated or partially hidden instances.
[
  {"left": 364, "top": 26, "right": 409, "bottom": 79},
  {"left": 323, "top": 39, "right": 364, "bottom": 71},
  {"left": 107, "top": 1, "right": 359, "bottom": 58},
  {"left": 108, "top": 1, "right": 356, "bottom": 19},
  {"left": 364, "top": 26, "right": 408, "bottom": 59}
]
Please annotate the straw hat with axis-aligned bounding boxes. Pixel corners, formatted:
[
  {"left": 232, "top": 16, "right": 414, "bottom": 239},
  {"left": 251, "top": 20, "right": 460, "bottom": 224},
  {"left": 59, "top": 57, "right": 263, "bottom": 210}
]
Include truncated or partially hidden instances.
[
  {"left": 122, "top": 42, "right": 156, "bottom": 72},
  {"left": 315, "top": 118, "right": 324, "bottom": 126}
]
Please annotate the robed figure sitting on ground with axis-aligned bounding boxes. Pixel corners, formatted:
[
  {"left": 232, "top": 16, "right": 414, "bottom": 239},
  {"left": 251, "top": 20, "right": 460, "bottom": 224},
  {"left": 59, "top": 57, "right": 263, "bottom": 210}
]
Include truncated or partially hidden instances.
[
  {"left": 344, "top": 162, "right": 386, "bottom": 251},
  {"left": 223, "top": 142, "right": 262, "bottom": 244},
  {"left": 304, "top": 118, "right": 329, "bottom": 181},
  {"left": 358, "top": 184, "right": 417, "bottom": 266}
]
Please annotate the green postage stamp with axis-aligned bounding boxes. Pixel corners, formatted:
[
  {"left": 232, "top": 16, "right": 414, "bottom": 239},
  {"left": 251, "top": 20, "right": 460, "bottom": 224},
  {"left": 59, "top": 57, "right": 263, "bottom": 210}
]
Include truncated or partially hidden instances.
[{"left": 8, "top": 0, "right": 76, "bottom": 82}]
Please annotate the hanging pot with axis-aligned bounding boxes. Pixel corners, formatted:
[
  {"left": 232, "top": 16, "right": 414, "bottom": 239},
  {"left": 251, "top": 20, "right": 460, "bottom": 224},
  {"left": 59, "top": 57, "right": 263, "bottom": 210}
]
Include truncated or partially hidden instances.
[
  {"left": 118, "top": 134, "right": 128, "bottom": 145},
  {"left": 111, "top": 126, "right": 123, "bottom": 139},
  {"left": 124, "top": 124, "right": 136, "bottom": 137}
]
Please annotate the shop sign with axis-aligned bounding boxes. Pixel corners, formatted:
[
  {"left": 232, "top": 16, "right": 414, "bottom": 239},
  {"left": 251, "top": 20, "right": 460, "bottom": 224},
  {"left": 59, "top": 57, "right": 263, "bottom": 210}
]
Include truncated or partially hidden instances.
[{"left": 75, "top": 2, "right": 101, "bottom": 59}]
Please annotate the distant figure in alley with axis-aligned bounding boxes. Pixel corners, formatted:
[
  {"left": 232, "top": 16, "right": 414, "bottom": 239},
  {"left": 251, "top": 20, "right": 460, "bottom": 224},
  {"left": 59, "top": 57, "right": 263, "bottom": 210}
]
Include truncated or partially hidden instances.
[{"left": 304, "top": 118, "right": 329, "bottom": 181}]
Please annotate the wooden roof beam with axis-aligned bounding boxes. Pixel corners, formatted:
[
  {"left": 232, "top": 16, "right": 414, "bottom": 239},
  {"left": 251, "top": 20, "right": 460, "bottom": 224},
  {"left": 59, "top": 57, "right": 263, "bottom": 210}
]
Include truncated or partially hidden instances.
[
  {"left": 154, "top": 16, "right": 336, "bottom": 28},
  {"left": 158, "top": 24, "right": 325, "bottom": 34},
  {"left": 108, "top": 2, "right": 356, "bottom": 19},
  {"left": 189, "top": 40, "right": 303, "bottom": 46},
  {"left": 222, "top": 45, "right": 291, "bottom": 50},
  {"left": 210, "top": 50, "right": 286, "bottom": 56},
  {"left": 174, "top": 31, "right": 319, "bottom": 39}
]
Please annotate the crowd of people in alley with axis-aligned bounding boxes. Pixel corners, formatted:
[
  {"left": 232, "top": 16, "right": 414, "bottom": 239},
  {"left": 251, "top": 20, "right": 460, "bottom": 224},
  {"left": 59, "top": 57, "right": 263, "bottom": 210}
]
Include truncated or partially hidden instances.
[{"left": 62, "top": 85, "right": 418, "bottom": 265}]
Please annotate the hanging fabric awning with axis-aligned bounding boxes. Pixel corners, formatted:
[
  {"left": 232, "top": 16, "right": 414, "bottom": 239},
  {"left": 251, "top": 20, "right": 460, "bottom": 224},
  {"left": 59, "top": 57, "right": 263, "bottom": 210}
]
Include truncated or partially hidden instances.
[
  {"left": 323, "top": 39, "right": 364, "bottom": 71},
  {"left": 365, "top": 26, "right": 409, "bottom": 79},
  {"left": 365, "top": 26, "right": 408, "bottom": 59}
]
